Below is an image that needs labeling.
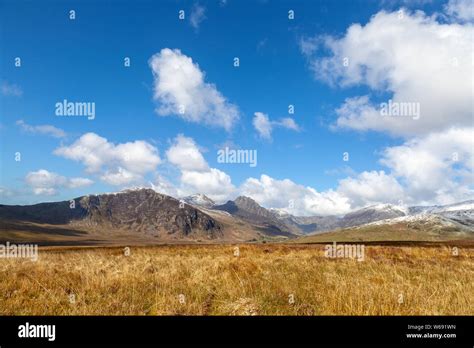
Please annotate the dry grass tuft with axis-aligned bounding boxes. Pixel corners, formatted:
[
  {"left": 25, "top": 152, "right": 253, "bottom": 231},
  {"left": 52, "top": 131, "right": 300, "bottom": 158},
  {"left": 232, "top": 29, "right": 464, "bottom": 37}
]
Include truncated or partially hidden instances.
[{"left": 0, "top": 244, "right": 472, "bottom": 315}]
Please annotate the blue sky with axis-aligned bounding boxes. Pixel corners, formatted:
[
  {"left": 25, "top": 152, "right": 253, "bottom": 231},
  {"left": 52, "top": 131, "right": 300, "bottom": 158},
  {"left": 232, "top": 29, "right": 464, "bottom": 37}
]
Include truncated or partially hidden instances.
[{"left": 1, "top": 0, "right": 472, "bottom": 215}]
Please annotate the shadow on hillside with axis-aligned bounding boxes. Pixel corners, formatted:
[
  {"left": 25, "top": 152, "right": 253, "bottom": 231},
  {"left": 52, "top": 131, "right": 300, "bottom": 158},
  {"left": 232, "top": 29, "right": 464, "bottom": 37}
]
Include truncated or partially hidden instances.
[{"left": 0, "top": 221, "right": 88, "bottom": 236}]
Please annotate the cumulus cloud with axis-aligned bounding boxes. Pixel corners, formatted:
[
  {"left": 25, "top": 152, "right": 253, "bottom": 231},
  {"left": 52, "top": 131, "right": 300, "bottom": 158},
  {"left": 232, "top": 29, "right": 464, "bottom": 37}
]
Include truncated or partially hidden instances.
[
  {"left": 380, "top": 127, "right": 474, "bottom": 204},
  {"left": 16, "top": 120, "right": 66, "bottom": 138},
  {"left": 46, "top": 127, "right": 470, "bottom": 214},
  {"left": 239, "top": 126, "right": 474, "bottom": 213},
  {"left": 149, "top": 48, "right": 239, "bottom": 131},
  {"left": 253, "top": 112, "right": 300, "bottom": 140},
  {"left": 238, "top": 172, "right": 399, "bottom": 215},
  {"left": 181, "top": 168, "right": 235, "bottom": 202},
  {"left": 25, "top": 169, "right": 93, "bottom": 195},
  {"left": 155, "top": 128, "right": 473, "bottom": 213},
  {"left": 338, "top": 170, "right": 405, "bottom": 208},
  {"left": 67, "top": 177, "right": 94, "bottom": 189},
  {"left": 240, "top": 174, "right": 351, "bottom": 216},
  {"left": 189, "top": 3, "right": 206, "bottom": 29},
  {"left": 332, "top": 127, "right": 474, "bottom": 208},
  {"left": 159, "top": 135, "right": 404, "bottom": 214},
  {"left": 54, "top": 133, "right": 161, "bottom": 186},
  {"left": 150, "top": 174, "right": 179, "bottom": 198},
  {"left": 166, "top": 134, "right": 235, "bottom": 201},
  {"left": 99, "top": 168, "right": 143, "bottom": 186},
  {"left": 166, "top": 134, "right": 209, "bottom": 171},
  {"left": 301, "top": 8, "right": 473, "bottom": 137},
  {"left": 445, "top": 0, "right": 474, "bottom": 21}
]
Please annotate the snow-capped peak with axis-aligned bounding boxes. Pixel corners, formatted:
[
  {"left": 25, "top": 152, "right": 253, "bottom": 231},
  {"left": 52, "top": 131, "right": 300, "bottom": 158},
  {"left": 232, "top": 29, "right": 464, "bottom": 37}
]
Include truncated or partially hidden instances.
[
  {"left": 182, "top": 193, "right": 215, "bottom": 208},
  {"left": 357, "top": 203, "right": 409, "bottom": 216},
  {"left": 269, "top": 208, "right": 291, "bottom": 218}
]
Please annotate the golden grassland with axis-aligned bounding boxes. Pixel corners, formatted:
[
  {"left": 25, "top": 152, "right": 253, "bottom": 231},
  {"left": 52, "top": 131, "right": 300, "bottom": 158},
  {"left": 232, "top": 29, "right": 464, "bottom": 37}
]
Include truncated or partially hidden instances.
[{"left": 0, "top": 244, "right": 472, "bottom": 315}]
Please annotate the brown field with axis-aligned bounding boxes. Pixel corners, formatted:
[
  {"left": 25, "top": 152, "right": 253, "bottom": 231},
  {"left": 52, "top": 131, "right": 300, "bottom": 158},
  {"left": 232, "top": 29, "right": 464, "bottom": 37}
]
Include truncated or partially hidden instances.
[{"left": 0, "top": 243, "right": 473, "bottom": 315}]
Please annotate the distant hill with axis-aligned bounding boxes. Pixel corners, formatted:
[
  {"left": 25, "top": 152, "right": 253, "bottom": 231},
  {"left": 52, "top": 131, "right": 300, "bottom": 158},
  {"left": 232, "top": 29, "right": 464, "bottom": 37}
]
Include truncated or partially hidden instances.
[
  {"left": 214, "top": 196, "right": 296, "bottom": 237},
  {"left": 270, "top": 201, "right": 474, "bottom": 235},
  {"left": 338, "top": 204, "right": 407, "bottom": 228},
  {"left": 0, "top": 189, "right": 472, "bottom": 245},
  {"left": 294, "top": 205, "right": 474, "bottom": 244}
]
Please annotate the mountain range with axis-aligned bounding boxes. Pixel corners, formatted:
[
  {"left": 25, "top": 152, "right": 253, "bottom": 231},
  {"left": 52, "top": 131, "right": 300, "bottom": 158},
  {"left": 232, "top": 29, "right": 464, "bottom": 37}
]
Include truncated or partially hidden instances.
[{"left": 0, "top": 188, "right": 472, "bottom": 245}]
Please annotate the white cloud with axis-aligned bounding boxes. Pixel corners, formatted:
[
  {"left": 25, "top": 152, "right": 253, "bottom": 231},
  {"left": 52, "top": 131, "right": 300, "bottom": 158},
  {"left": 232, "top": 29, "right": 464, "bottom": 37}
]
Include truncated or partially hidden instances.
[
  {"left": 239, "top": 126, "right": 474, "bottom": 213},
  {"left": 253, "top": 112, "right": 272, "bottom": 140},
  {"left": 276, "top": 117, "right": 301, "bottom": 131},
  {"left": 333, "top": 95, "right": 381, "bottom": 132},
  {"left": 337, "top": 170, "right": 405, "bottom": 208},
  {"left": 293, "top": 6, "right": 474, "bottom": 211},
  {"left": 240, "top": 174, "right": 351, "bottom": 216},
  {"left": 68, "top": 177, "right": 94, "bottom": 189},
  {"left": 161, "top": 135, "right": 386, "bottom": 214},
  {"left": 253, "top": 112, "right": 301, "bottom": 140},
  {"left": 157, "top": 128, "right": 472, "bottom": 212},
  {"left": 333, "top": 127, "right": 474, "bottom": 208},
  {"left": 25, "top": 169, "right": 93, "bottom": 196},
  {"left": 54, "top": 133, "right": 161, "bottom": 186},
  {"left": 380, "top": 127, "right": 474, "bottom": 204},
  {"left": 1, "top": 81, "right": 22, "bottom": 97},
  {"left": 165, "top": 134, "right": 235, "bottom": 202},
  {"left": 166, "top": 134, "right": 208, "bottom": 171},
  {"left": 180, "top": 168, "right": 235, "bottom": 202},
  {"left": 301, "top": 9, "right": 473, "bottom": 137},
  {"left": 150, "top": 174, "right": 179, "bottom": 198},
  {"left": 149, "top": 48, "right": 239, "bottom": 131},
  {"left": 16, "top": 120, "right": 66, "bottom": 138},
  {"left": 445, "top": 0, "right": 474, "bottom": 21},
  {"left": 100, "top": 168, "right": 142, "bottom": 186},
  {"left": 47, "top": 126, "right": 472, "bottom": 213},
  {"left": 189, "top": 3, "right": 206, "bottom": 29},
  {"left": 299, "top": 36, "right": 318, "bottom": 56}
]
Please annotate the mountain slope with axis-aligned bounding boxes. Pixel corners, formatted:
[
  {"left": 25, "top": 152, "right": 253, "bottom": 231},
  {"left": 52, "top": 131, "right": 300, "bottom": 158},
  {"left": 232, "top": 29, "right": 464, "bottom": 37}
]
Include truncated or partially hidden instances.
[
  {"left": 409, "top": 200, "right": 474, "bottom": 227},
  {"left": 2, "top": 189, "right": 473, "bottom": 245},
  {"left": 213, "top": 196, "right": 297, "bottom": 237},
  {"left": 269, "top": 204, "right": 409, "bottom": 234},
  {"left": 269, "top": 209, "right": 340, "bottom": 234},
  {"left": 273, "top": 201, "right": 474, "bottom": 235},
  {"left": 339, "top": 204, "right": 407, "bottom": 228},
  {"left": 0, "top": 189, "right": 223, "bottom": 242},
  {"left": 294, "top": 204, "right": 474, "bottom": 244}
]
